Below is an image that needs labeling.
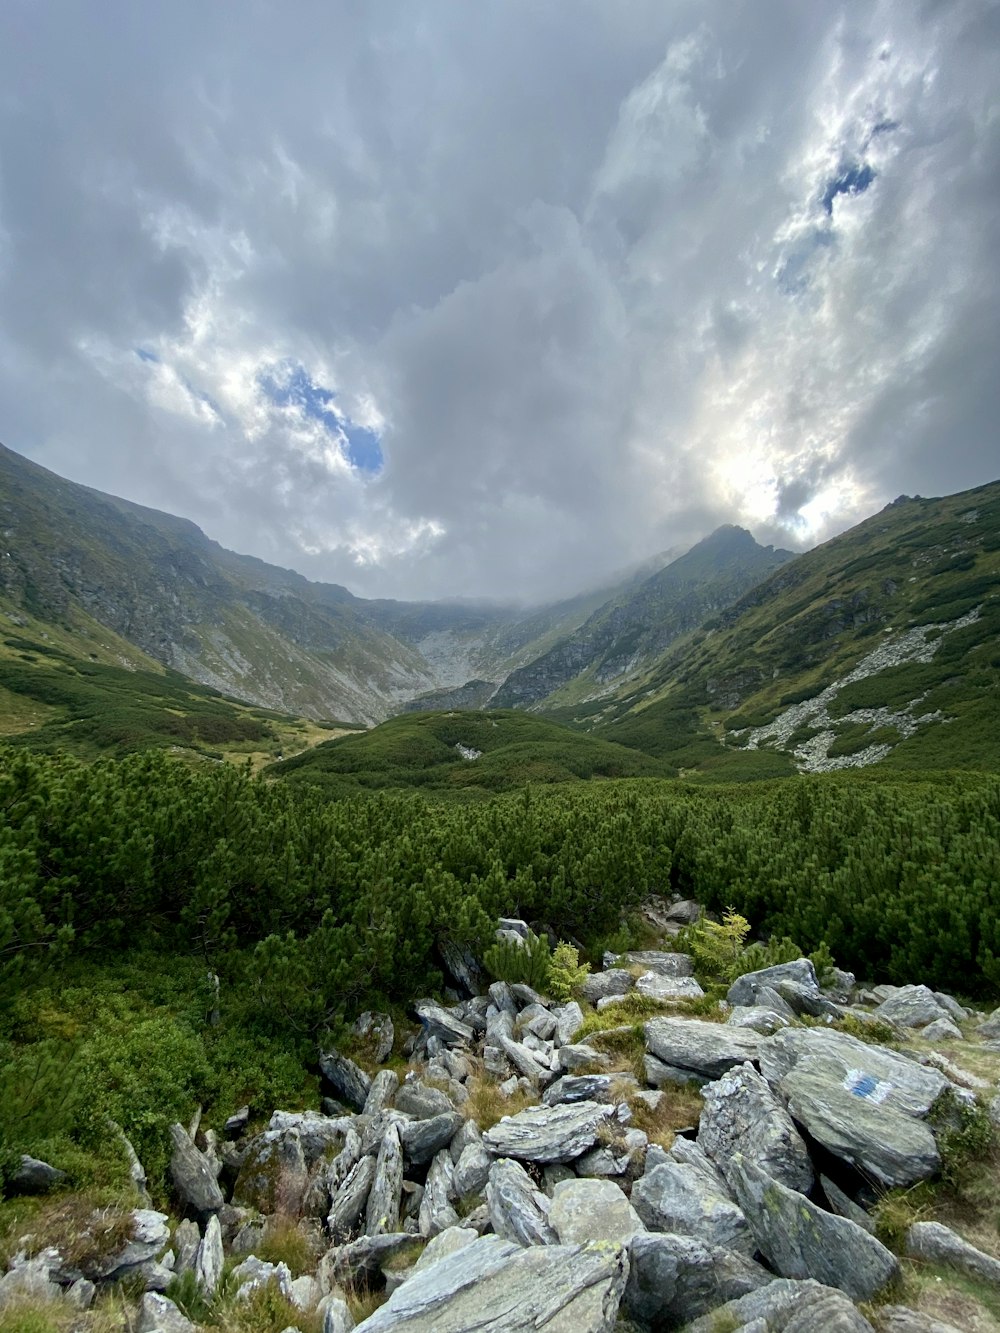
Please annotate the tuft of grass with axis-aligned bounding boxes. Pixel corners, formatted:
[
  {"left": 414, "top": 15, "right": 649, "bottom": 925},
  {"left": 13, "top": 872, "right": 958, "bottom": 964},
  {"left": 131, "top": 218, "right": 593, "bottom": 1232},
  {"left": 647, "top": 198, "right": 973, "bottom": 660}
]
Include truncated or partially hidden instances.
[
  {"left": 345, "top": 1284, "right": 391, "bottom": 1323},
  {"left": 380, "top": 1239, "right": 425, "bottom": 1273},
  {"left": 253, "top": 1213, "right": 322, "bottom": 1277},
  {"left": 217, "top": 1280, "right": 324, "bottom": 1333},
  {"left": 577, "top": 995, "right": 668, "bottom": 1039},
  {"left": 461, "top": 1075, "right": 538, "bottom": 1131},
  {"left": 627, "top": 1086, "right": 706, "bottom": 1149},
  {"left": 833, "top": 1012, "right": 897, "bottom": 1045},
  {"left": 929, "top": 1091, "right": 998, "bottom": 1192},
  {"left": 871, "top": 1184, "right": 934, "bottom": 1253},
  {"left": 0, "top": 1294, "right": 123, "bottom": 1333},
  {"left": 2, "top": 1194, "right": 135, "bottom": 1276}
]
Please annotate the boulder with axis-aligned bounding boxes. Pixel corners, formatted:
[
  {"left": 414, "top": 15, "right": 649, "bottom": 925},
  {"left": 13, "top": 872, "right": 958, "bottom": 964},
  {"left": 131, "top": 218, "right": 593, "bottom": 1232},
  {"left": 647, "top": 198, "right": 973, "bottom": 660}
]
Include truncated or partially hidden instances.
[
  {"left": 0, "top": 1254, "right": 61, "bottom": 1307},
  {"left": 557, "top": 1042, "right": 611, "bottom": 1073},
  {"left": 318, "top": 1294, "right": 356, "bottom": 1333},
  {"left": 820, "top": 1175, "right": 875, "bottom": 1232},
  {"left": 364, "top": 1070, "right": 402, "bottom": 1116},
  {"left": 419, "top": 1149, "right": 459, "bottom": 1238},
  {"left": 630, "top": 1161, "right": 753, "bottom": 1256},
  {"left": 366, "top": 1124, "right": 404, "bottom": 1236},
  {"left": 168, "top": 1123, "right": 225, "bottom": 1216},
  {"left": 329, "top": 1233, "right": 418, "bottom": 1286},
  {"left": 874, "top": 985, "right": 951, "bottom": 1030},
  {"left": 415, "top": 1002, "right": 474, "bottom": 1048},
  {"left": 623, "top": 1232, "right": 772, "bottom": 1329},
  {"left": 920, "top": 1017, "right": 963, "bottom": 1043},
  {"left": 90, "top": 1209, "right": 172, "bottom": 1283},
  {"left": 580, "top": 969, "right": 634, "bottom": 1004},
  {"left": 644, "top": 1053, "right": 708, "bottom": 1088},
  {"left": 553, "top": 1002, "right": 584, "bottom": 1047},
  {"left": 609, "top": 950, "right": 695, "bottom": 977},
  {"left": 319, "top": 1050, "right": 372, "bottom": 1112},
  {"left": 549, "top": 1178, "right": 644, "bottom": 1246},
  {"left": 136, "top": 1292, "right": 196, "bottom": 1333},
  {"left": 173, "top": 1218, "right": 200, "bottom": 1274},
  {"left": 726, "top": 1005, "right": 791, "bottom": 1034},
  {"left": 482, "top": 1100, "right": 625, "bottom": 1164},
  {"left": 644, "top": 1017, "right": 761, "bottom": 1080},
  {"left": 779, "top": 1053, "right": 940, "bottom": 1188},
  {"left": 395, "top": 1079, "right": 456, "bottom": 1120},
  {"left": 542, "top": 1074, "right": 622, "bottom": 1106},
  {"left": 727, "top": 958, "right": 821, "bottom": 1009},
  {"left": 904, "top": 1220, "right": 1000, "bottom": 1287},
  {"left": 7, "top": 1154, "right": 67, "bottom": 1194},
  {"left": 349, "top": 1233, "right": 628, "bottom": 1332},
  {"left": 684, "top": 1277, "right": 875, "bottom": 1332},
  {"left": 400, "top": 1112, "right": 464, "bottom": 1165},
  {"left": 438, "top": 939, "right": 486, "bottom": 997},
  {"left": 758, "top": 1027, "right": 950, "bottom": 1118},
  {"left": 352, "top": 1010, "right": 395, "bottom": 1063},
  {"left": 485, "top": 1158, "right": 557, "bottom": 1246},
  {"left": 728, "top": 1155, "right": 899, "bottom": 1302},
  {"left": 453, "top": 1141, "right": 492, "bottom": 1198},
  {"left": 232, "top": 1255, "right": 294, "bottom": 1300},
  {"left": 224, "top": 1106, "right": 250, "bottom": 1139},
  {"left": 635, "top": 972, "right": 705, "bottom": 1002},
  {"left": 328, "top": 1155, "right": 377, "bottom": 1240},
  {"left": 233, "top": 1127, "right": 309, "bottom": 1214},
  {"left": 194, "top": 1214, "right": 224, "bottom": 1295},
  {"left": 411, "top": 1224, "right": 477, "bottom": 1276},
  {"left": 698, "top": 1061, "right": 814, "bottom": 1195},
  {"left": 877, "top": 1306, "right": 965, "bottom": 1332}
]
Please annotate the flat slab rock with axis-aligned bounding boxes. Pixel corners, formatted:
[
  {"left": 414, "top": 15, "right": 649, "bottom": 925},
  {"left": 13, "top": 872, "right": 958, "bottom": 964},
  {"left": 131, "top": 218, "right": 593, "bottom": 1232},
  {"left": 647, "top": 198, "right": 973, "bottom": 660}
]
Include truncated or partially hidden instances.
[
  {"left": 698, "top": 1060, "right": 814, "bottom": 1196},
  {"left": 482, "top": 1099, "right": 624, "bottom": 1164},
  {"left": 352, "top": 1233, "right": 628, "bottom": 1331},
  {"left": 644, "top": 1017, "right": 761, "bottom": 1080},
  {"left": 548, "top": 1178, "right": 645, "bottom": 1247},
  {"left": 684, "top": 1277, "right": 875, "bottom": 1332},
  {"left": 905, "top": 1220, "right": 1000, "bottom": 1287}
]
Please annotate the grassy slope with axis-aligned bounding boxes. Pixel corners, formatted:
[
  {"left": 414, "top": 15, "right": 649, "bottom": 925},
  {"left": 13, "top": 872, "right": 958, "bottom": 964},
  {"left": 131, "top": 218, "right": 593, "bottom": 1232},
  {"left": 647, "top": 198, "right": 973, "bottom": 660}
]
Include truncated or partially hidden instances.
[
  {"left": 568, "top": 482, "right": 1000, "bottom": 777},
  {"left": 268, "top": 707, "right": 674, "bottom": 796}
]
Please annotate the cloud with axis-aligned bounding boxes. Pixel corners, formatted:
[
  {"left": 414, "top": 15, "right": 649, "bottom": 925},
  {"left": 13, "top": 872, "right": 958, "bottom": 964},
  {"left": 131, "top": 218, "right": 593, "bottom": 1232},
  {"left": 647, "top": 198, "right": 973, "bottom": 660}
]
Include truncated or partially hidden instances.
[{"left": 0, "top": 1, "right": 997, "bottom": 601}]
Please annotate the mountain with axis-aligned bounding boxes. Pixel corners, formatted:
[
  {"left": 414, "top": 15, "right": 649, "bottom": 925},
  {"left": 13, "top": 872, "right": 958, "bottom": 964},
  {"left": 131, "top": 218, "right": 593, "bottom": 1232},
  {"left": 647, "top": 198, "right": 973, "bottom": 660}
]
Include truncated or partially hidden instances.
[
  {"left": 491, "top": 525, "right": 795, "bottom": 709},
  {"left": 575, "top": 483, "right": 1000, "bottom": 778}
]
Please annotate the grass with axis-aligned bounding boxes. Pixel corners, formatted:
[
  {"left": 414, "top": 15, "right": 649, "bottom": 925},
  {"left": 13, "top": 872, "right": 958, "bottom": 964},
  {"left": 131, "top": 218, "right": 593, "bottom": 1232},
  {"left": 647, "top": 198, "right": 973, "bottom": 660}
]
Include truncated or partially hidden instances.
[
  {"left": 626, "top": 1085, "right": 706, "bottom": 1149},
  {"left": 0, "top": 1294, "right": 124, "bottom": 1333},
  {"left": 0, "top": 1194, "right": 136, "bottom": 1276},
  {"left": 345, "top": 1286, "right": 391, "bottom": 1323},
  {"left": 253, "top": 1214, "right": 323, "bottom": 1277},
  {"left": 461, "top": 1074, "right": 538, "bottom": 1130}
]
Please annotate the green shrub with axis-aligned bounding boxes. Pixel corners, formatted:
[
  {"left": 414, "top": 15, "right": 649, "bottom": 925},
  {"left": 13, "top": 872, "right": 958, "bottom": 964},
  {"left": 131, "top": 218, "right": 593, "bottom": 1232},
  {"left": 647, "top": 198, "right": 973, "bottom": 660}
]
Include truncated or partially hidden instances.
[
  {"left": 483, "top": 930, "right": 552, "bottom": 991},
  {"left": 546, "top": 941, "right": 590, "bottom": 1001}
]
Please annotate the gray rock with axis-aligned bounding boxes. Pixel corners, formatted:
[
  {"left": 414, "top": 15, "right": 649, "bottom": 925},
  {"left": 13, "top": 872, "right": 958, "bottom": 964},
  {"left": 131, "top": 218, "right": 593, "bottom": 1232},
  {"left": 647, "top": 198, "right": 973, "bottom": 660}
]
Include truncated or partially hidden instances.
[
  {"left": 419, "top": 1151, "right": 459, "bottom": 1239},
  {"left": 644, "top": 1053, "right": 708, "bottom": 1088},
  {"left": 410, "top": 1224, "right": 476, "bottom": 1275},
  {"left": 328, "top": 1155, "right": 377, "bottom": 1240},
  {"left": 727, "top": 1005, "right": 791, "bottom": 1034},
  {"left": 510, "top": 983, "right": 547, "bottom": 1007},
  {"left": 820, "top": 1175, "right": 875, "bottom": 1232},
  {"left": 932, "top": 992, "right": 968, "bottom": 1024},
  {"left": 367, "top": 1124, "right": 404, "bottom": 1235},
  {"left": 485, "top": 1158, "right": 557, "bottom": 1246},
  {"left": 91, "top": 1208, "right": 172, "bottom": 1282},
  {"left": 318, "top": 1294, "right": 356, "bottom": 1333},
  {"left": 905, "top": 1220, "right": 1000, "bottom": 1287},
  {"left": 667, "top": 1137, "right": 733, "bottom": 1193},
  {"left": 233, "top": 1127, "right": 309, "bottom": 1214},
  {"left": 749, "top": 984, "right": 800, "bottom": 1020},
  {"left": 488, "top": 980, "right": 518, "bottom": 1016},
  {"left": 823, "top": 968, "right": 859, "bottom": 1005},
  {"left": 482, "top": 1099, "right": 624, "bottom": 1164},
  {"left": 66, "top": 1277, "right": 96, "bottom": 1310},
  {"left": 520, "top": 1003, "right": 558, "bottom": 1041},
  {"left": 549, "top": 1178, "right": 644, "bottom": 1246},
  {"left": 644, "top": 1017, "right": 761, "bottom": 1080},
  {"left": 194, "top": 1214, "right": 224, "bottom": 1295},
  {"left": 173, "top": 1218, "right": 200, "bottom": 1274},
  {"left": 635, "top": 971, "right": 705, "bottom": 1001},
  {"left": 557, "top": 1042, "right": 611, "bottom": 1073},
  {"left": 399, "top": 1112, "right": 464, "bottom": 1165},
  {"left": 137, "top": 1292, "right": 196, "bottom": 1333},
  {"left": 319, "top": 1050, "right": 372, "bottom": 1111},
  {"left": 498, "top": 917, "right": 530, "bottom": 939},
  {"left": 438, "top": 938, "right": 486, "bottom": 996},
  {"left": 232, "top": 1254, "right": 294, "bottom": 1300},
  {"left": 554, "top": 1001, "right": 584, "bottom": 1046},
  {"left": 874, "top": 985, "right": 950, "bottom": 1030},
  {"left": 779, "top": 1053, "right": 940, "bottom": 1188},
  {"left": 453, "top": 1142, "right": 492, "bottom": 1198},
  {"left": 353, "top": 1233, "right": 627, "bottom": 1332},
  {"left": 448, "top": 1119, "right": 480, "bottom": 1162},
  {"left": 580, "top": 969, "right": 634, "bottom": 1003},
  {"left": 758, "top": 1027, "right": 950, "bottom": 1118},
  {"left": 168, "top": 1122, "right": 225, "bottom": 1215},
  {"left": 698, "top": 1061, "right": 814, "bottom": 1195},
  {"left": 0, "top": 1254, "right": 61, "bottom": 1307},
  {"left": 352, "top": 1010, "right": 395, "bottom": 1063},
  {"left": 623, "top": 1232, "right": 772, "bottom": 1329},
  {"left": 395, "top": 1078, "right": 455, "bottom": 1119},
  {"left": 415, "top": 1001, "right": 474, "bottom": 1048},
  {"left": 8, "top": 1153, "right": 67, "bottom": 1194},
  {"left": 920, "top": 1017, "right": 963, "bottom": 1042},
  {"left": 329, "top": 1233, "right": 418, "bottom": 1286},
  {"left": 499, "top": 1034, "right": 550, "bottom": 1084},
  {"left": 543, "top": 1074, "right": 622, "bottom": 1106},
  {"left": 631, "top": 1162, "right": 753, "bottom": 1256},
  {"left": 360, "top": 1109, "right": 413, "bottom": 1158},
  {"left": 612, "top": 950, "right": 695, "bottom": 977},
  {"left": 684, "top": 1277, "right": 875, "bottom": 1332},
  {"left": 727, "top": 958, "right": 820, "bottom": 1008},
  {"left": 364, "top": 1069, "right": 401, "bottom": 1116},
  {"left": 728, "top": 1155, "right": 899, "bottom": 1302},
  {"left": 289, "top": 1273, "right": 322, "bottom": 1311},
  {"left": 225, "top": 1105, "right": 250, "bottom": 1138},
  {"left": 877, "top": 1305, "right": 965, "bottom": 1332}
]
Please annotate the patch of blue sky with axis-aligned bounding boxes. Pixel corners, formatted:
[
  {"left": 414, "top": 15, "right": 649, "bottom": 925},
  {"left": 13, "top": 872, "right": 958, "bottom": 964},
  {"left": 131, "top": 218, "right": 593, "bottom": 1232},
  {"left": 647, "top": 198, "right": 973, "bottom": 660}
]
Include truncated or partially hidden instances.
[
  {"left": 135, "top": 347, "right": 160, "bottom": 363},
  {"left": 821, "top": 163, "right": 876, "bottom": 215},
  {"left": 259, "top": 360, "right": 383, "bottom": 475}
]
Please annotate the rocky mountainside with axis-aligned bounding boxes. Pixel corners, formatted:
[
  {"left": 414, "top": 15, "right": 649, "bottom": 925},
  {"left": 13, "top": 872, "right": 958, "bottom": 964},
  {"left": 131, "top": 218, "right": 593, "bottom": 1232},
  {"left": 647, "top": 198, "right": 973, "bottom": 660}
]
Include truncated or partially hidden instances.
[
  {"left": 491, "top": 526, "right": 794, "bottom": 711},
  {"left": 5, "top": 906, "right": 1000, "bottom": 1331}
]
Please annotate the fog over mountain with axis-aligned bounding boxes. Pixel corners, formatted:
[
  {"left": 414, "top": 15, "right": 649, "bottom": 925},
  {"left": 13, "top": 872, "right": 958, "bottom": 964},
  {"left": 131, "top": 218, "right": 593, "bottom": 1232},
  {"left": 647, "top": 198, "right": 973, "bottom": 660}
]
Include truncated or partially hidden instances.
[{"left": 0, "top": 1, "right": 997, "bottom": 601}]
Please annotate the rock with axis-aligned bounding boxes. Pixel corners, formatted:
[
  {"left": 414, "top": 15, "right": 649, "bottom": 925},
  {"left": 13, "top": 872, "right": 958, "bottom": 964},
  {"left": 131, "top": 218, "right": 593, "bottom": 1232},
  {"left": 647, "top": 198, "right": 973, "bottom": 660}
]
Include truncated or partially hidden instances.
[
  {"left": 319, "top": 1050, "right": 372, "bottom": 1112},
  {"left": 351, "top": 1233, "right": 628, "bottom": 1332},
  {"left": 482, "top": 1099, "right": 624, "bottom": 1164},
  {"left": 698, "top": 1061, "right": 814, "bottom": 1195},
  {"left": 66, "top": 1277, "right": 96, "bottom": 1309},
  {"left": 453, "top": 1141, "right": 492, "bottom": 1198},
  {"left": 137, "top": 1292, "right": 196, "bottom": 1333},
  {"left": 727, "top": 1005, "right": 791, "bottom": 1034},
  {"left": 877, "top": 1306, "right": 965, "bottom": 1332},
  {"left": 0, "top": 1254, "right": 61, "bottom": 1307},
  {"left": 225, "top": 1105, "right": 250, "bottom": 1138},
  {"left": 820, "top": 1176, "right": 876, "bottom": 1232},
  {"left": 823, "top": 968, "right": 858, "bottom": 1005},
  {"left": 611, "top": 951, "right": 695, "bottom": 977},
  {"left": 485, "top": 1158, "right": 558, "bottom": 1246},
  {"left": 395, "top": 1078, "right": 455, "bottom": 1119},
  {"left": 411, "top": 1224, "right": 476, "bottom": 1275},
  {"left": 232, "top": 1255, "right": 294, "bottom": 1300},
  {"left": 758, "top": 1027, "right": 950, "bottom": 1117},
  {"left": 328, "top": 1155, "right": 377, "bottom": 1241},
  {"left": 8, "top": 1153, "right": 67, "bottom": 1194},
  {"left": 548, "top": 1178, "right": 645, "bottom": 1246},
  {"left": 499, "top": 1035, "right": 551, "bottom": 1085},
  {"left": 932, "top": 992, "right": 968, "bottom": 1023},
  {"left": 635, "top": 971, "right": 705, "bottom": 1001},
  {"left": 728, "top": 1155, "right": 899, "bottom": 1302},
  {"left": 874, "top": 985, "right": 951, "bottom": 1029},
  {"left": 557, "top": 1042, "right": 611, "bottom": 1073},
  {"left": 623, "top": 1232, "right": 772, "bottom": 1329},
  {"left": 920, "top": 1017, "right": 963, "bottom": 1042},
  {"left": 415, "top": 1001, "right": 474, "bottom": 1048},
  {"left": 169, "top": 1122, "right": 225, "bottom": 1215},
  {"left": 666, "top": 898, "right": 702, "bottom": 924},
  {"left": 438, "top": 938, "right": 486, "bottom": 997},
  {"left": 364, "top": 1069, "right": 401, "bottom": 1116},
  {"left": 360, "top": 1109, "right": 413, "bottom": 1158},
  {"left": 399, "top": 1112, "right": 464, "bottom": 1165},
  {"left": 318, "top": 1294, "right": 356, "bottom": 1333},
  {"left": 778, "top": 1053, "right": 940, "bottom": 1188},
  {"left": 448, "top": 1119, "right": 480, "bottom": 1162},
  {"left": 631, "top": 1161, "right": 753, "bottom": 1256},
  {"left": 233, "top": 1127, "right": 309, "bottom": 1214},
  {"left": 270, "top": 1110, "right": 351, "bottom": 1164},
  {"left": 419, "top": 1149, "right": 459, "bottom": 1238},
  {"left": 91, "top": 1209, "right": 172, "bottom": 1282},
  {"left": 510, "top": 983, "right": 547, "bottom": 1008},
  {"left": 644, "top": 1053, "right": 708, "bottom": 1088},
  {"left": 542, "top": 1074, "right": 623, "bottom": 1106},
  {"left": 173, "top": 1218, "right": 200, "bottom": 1274},
  {"left": 580, "top": 969, "right": 634, "bottom": 1004},
  {"left": 194, "top": 1214, "right": 224, "bottom": 1295},
  {"left": 684, "top": 1277, "right": 875, "bottom": 1332},
  {"left": 553, "top": 1001, "right": 584, "bottom": 1046},
  {"left": 367, "top": 1124, "right": 404, "bottom": 1236},
  {"left": 488, "top": 981, "right": 518, "bottom": 1016},
  {"left": 329, "top": 1233, "right": 418, "bottom": 1286},
  {"left": 644, "top": 1017, "right": 761, "bottom": 1080},
  {"left": 498, "top": 917, "right": 530, "bottom": 939},
  {"left": 905, "top": 1220, "right": 1000, "bottom": 1286},
  {"left": 727, "top": 958, "right": 821, "bottom": 1008},
  {"left": 520, "top": 1003, "right": 558, "bottom": 1041},
  {"left": 289, "top": 1273, "right": 321, "bottom": 1311},
  {"left": 352, "top": 1010, "right": 395, "bottom": 1063}
]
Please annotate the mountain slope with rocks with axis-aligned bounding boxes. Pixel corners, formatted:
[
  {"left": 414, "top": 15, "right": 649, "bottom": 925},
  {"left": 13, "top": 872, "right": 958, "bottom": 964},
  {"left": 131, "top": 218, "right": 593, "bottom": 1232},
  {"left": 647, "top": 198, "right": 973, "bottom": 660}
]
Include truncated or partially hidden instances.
[{"left": 5, "top": 905, "right": 1000, "bottom": 1332}]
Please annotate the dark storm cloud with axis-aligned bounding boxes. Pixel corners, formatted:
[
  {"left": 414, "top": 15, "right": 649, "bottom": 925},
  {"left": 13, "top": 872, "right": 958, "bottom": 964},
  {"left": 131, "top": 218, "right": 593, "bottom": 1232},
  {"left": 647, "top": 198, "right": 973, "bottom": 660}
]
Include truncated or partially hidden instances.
[{"left": 0, "top": 0, "right": 997, "bottom": 600}]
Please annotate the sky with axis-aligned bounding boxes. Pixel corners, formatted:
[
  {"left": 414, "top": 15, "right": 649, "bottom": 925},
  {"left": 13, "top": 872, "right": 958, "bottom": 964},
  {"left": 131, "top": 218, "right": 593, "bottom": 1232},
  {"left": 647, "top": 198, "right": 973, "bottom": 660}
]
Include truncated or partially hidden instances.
[{"left": 0, "top": 1, "right": 997, "bottom": 604}]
